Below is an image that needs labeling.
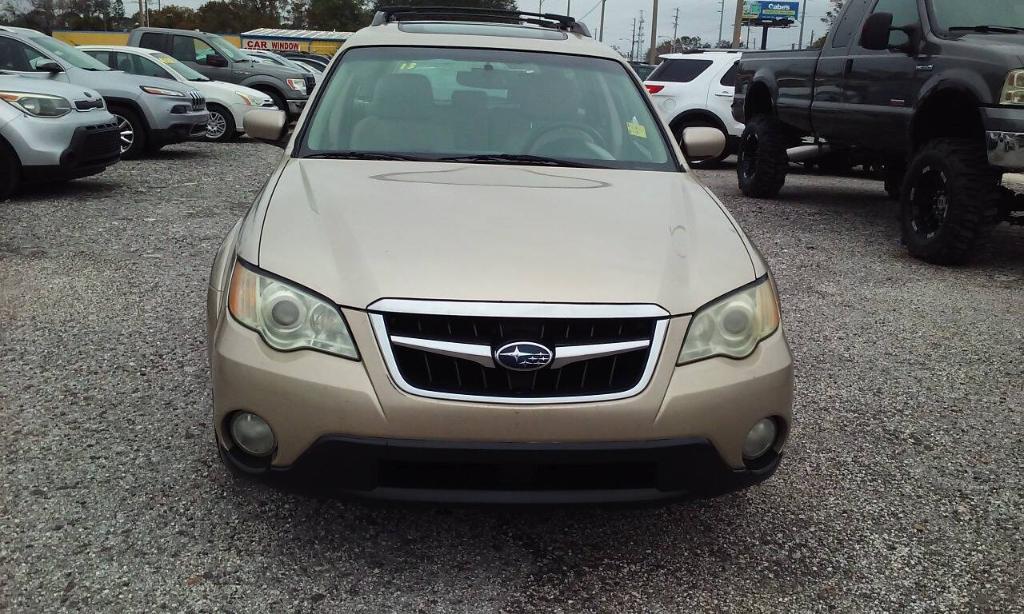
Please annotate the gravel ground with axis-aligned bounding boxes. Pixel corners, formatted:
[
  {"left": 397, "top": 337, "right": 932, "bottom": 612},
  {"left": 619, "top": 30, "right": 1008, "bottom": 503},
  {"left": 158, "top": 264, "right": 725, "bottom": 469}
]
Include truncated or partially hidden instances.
[{"left": 1, "top": 142, "right": 1022, "bottom": 613}]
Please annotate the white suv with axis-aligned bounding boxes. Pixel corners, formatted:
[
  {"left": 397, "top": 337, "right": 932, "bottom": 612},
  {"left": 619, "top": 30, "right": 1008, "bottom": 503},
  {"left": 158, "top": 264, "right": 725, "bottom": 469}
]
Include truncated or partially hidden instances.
[{"left": 644, "top": 51, "right": 742, "bottom": 166}]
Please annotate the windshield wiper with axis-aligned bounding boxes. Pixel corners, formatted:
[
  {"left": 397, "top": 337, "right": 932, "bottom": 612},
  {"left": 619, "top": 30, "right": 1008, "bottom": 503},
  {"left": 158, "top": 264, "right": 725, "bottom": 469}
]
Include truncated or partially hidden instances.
[
  {"left": 436, "top": 154, "right": 609, "bottom": 168},
  {"left": 948, "top": 25, "right": 1024, "bottom": 33},
  {"left": 303, "top": 151, "right": 431, "bottom": 161}
]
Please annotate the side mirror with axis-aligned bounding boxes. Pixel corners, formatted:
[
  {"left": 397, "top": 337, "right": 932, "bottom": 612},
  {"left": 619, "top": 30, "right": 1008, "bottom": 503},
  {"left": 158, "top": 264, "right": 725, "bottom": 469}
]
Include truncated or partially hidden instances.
[
  {"left": 681, "top": 126, "right": 726, "bottom": 162},
  {"left": 244, "top": 109, "right": 290, "bottom": 148},
  {"left": 860, "top": 12, "right": 894, "bottom": 50},
  {"left": 205, "top": 54, "right": 228, "bottom": 68},
  {"left": 35, "top": 60, "right": 63, "bottom": 73}
]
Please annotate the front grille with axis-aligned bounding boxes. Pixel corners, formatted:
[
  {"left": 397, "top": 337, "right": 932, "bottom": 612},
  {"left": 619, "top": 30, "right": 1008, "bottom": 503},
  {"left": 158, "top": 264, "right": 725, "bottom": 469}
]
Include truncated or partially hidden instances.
[
  {"left": 81, "top": 121, "right": 120, "bottom": 162},
  {"left": 303, "top": 75, "right": 316, "bottom": 93},
  {"left": 189, "top": 91, "right": 206, "bottom": 111},
  {"left": 372, "top": 303, "right": 667, "bottom": 403},
  {"left": 74, "top": 98, "right": 103, "bottom": 111}
]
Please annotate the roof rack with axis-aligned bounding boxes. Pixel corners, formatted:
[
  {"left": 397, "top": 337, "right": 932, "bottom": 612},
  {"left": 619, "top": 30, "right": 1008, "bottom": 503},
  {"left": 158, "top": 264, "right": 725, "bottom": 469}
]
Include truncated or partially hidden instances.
[{"left": 371, "top": 6, "right": 592, "bottom": 37}]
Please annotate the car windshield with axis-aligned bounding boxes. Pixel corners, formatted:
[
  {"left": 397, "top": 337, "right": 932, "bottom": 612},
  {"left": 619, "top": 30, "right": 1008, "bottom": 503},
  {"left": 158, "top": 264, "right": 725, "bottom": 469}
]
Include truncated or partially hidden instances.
[
  {"left": 301, "top": 47, "right": 675, "bottom": 172},
  {"left": 28, "top": 34, "right": 110, "bottom": 70},
  {"left": 929, "top": 0, "right": 1024, "bottom": 31},
  {"left": 207, "top": 34, "right": 249, "bottom": 62},
  {"left": 152, "top": 52, "right": 209, "bottom": 81}
]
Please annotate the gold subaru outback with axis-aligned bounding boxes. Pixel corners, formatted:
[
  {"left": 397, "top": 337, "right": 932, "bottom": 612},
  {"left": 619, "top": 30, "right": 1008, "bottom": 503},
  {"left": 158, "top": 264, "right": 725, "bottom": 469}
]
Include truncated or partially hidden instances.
[{"left": 207, "top": 8, "right": 794, "bottom": 503}]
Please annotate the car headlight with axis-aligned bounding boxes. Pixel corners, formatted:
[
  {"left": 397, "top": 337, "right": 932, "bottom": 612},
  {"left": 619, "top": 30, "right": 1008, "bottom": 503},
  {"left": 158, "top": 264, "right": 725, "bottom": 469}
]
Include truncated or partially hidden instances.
[
  {"left": 678, "top": 276, "right": 781, "bottom": 365},
  {"left": 227, "top": 261, "right": 359, "bottom": 359},
  {"left": 1000, "top": 70, "right": 1024, "bottom": 106},
  {"left": 235, "top": 92, "right": 258, "bottom": 106},
  {"left": 0, "top": 92, "right": 72, "bottom": 117},
  {"left": 140, "top": 85, "right": 186, "bottom": 97},
  {"left": 286, "top": 78, "right": 307, "bottom": 94}
]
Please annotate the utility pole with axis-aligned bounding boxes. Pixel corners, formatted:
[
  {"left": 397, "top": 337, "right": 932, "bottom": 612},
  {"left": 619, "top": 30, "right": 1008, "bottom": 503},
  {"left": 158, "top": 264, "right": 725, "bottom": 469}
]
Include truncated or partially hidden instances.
[
  {"left": 671, "top": 7, "right": 679, "bottom": 53},
  {"left": 717, "top": 0, "right": 726, "bottom": 47},
  {"left": 566, "top": 0, "right": 571, "bottom": 15},
  {"left": 798, "top": 0, "right": 807, "bottom": 49},
  {"left": 637, "top": 10, "right": 645, "bottom": 62},
  {"left": 138, "top": 0, "right": 144, "bottom": 26},
  {"left": 630, "top": 18, "right": 637, "bottom": 62},
  {"left": 732, "top": 0, "right": 745, "bottom": 48},
  {"left": 538, "top": 0, "right": 544, "bottom": 12},
  {"left": 599, "top": 0, "right": 607, "bottom": 41},
  {"left": 648, "top": 0, "right": 659, "bottom": 64}
]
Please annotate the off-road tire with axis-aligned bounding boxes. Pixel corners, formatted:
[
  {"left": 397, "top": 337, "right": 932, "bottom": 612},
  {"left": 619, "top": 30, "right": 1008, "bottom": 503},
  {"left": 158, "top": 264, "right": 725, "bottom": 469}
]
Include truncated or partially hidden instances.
[
  {"left": 737, "top": 115, "right": 788, "bottom": 198},
  {"left": 900, "top": 138, "right": 1001, "bottom": 265},
  {"left": 0, "top": 142, "right": 19, "bottom": 200}
]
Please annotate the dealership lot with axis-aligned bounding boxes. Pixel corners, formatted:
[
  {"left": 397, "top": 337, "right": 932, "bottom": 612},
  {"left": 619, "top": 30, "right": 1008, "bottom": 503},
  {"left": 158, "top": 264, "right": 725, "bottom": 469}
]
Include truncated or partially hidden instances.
[{"left": 1, "top": 142, "right": 1022, "bottom": 612}]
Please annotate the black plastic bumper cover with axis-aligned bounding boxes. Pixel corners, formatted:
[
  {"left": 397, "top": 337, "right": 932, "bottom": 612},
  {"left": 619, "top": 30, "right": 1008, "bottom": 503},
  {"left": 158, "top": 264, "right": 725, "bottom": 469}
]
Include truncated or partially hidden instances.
[
  {"left": 22, "top": 123, "right": 120, "bottom": 181},
  {"left": 223, "top": 435, "right": 782, "bottom": 504}
]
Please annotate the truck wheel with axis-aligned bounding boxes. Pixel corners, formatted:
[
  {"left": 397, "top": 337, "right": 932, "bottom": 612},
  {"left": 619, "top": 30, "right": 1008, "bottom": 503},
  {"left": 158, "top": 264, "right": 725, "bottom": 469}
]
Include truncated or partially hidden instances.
[
  {"left": 205, "top": 104, "right": 237, "bottom": 142},
  {"left": 900, "top": 138, "right": 1001, "bottom": 265},
  {"left": 737, "top": 115, "right": 788, "bottom": 198},
  {"left": 109, "top": 106, "right": 147, "bottom": 160},
  {"left": 0, "top": 143, "right": 19, "bottom": 200}
]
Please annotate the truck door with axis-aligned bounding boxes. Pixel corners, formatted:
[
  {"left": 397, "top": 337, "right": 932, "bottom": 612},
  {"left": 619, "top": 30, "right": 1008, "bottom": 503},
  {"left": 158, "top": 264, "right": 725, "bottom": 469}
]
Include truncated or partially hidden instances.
[
  {"left": 811, "top": 0, "right": 873, "bottom": 142},
  {"left": 841, "top": 0, "right": 928, "bottom": 153}
]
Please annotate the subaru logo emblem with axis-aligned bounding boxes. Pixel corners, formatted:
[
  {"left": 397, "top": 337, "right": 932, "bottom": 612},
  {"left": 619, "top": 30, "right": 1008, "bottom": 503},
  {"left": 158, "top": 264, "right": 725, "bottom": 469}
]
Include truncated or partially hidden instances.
[{"left": 495, "top": 342, "right": 553, "bottom": 372}]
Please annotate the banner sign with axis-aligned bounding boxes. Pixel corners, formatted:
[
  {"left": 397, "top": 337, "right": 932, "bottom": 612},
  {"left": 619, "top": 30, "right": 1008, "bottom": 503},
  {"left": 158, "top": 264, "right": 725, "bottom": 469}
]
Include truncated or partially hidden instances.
[
  {"left": 241, "top": 38, "right": 302, "bottom": 52},
  {"left": 744, "top": 1, "right": 799, "bottom": 23}
]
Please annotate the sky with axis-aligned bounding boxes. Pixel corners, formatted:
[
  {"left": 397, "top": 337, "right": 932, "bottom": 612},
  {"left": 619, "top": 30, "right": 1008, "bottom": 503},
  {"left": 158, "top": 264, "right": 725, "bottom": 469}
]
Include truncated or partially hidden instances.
[{"left": 158, "top": 0, "right": 837, "bottom": 55}]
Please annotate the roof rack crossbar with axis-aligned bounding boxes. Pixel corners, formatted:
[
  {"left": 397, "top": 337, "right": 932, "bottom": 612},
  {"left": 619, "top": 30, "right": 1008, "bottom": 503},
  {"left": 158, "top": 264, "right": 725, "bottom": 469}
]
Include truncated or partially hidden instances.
[{"left": 371, "top": 6, "right": 592, "bottom": 37}]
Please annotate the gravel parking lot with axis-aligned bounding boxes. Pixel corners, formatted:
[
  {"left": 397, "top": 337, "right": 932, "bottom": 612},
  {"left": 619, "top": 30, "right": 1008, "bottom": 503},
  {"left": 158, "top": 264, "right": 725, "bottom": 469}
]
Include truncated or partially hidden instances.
[{"left": 1, "top": 141, "right": 1022, "bottom": 612}]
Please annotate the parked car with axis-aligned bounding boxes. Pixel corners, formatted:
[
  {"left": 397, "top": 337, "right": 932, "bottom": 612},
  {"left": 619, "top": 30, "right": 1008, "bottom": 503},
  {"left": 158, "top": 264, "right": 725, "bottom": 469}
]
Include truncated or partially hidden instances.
[
  {"left": 0, "top": 27, "right": 210, "bottom": 158},
  {"left": 129, "top": 27, "right": 314, "bottom": 118},
  {"left": 246, "top": 49, "right": 323, "bottom": 84},
  {"left": 645, "top": 50, "right": 742, "bottom": 166},
  {"left": 0, "top": 75, "right": 120, "bottom": 198},
  {"left": 78, "top": 45, "right": 277, "bottom": 142},
  {"left": 732, "top": 0, "right": 1024, "bottom": 264},
  {"left": 279, "top": 51, "right": 330, "bottom": 72},
  {"left": 207, "top": 7, "right": 793, "bottom": 503}
]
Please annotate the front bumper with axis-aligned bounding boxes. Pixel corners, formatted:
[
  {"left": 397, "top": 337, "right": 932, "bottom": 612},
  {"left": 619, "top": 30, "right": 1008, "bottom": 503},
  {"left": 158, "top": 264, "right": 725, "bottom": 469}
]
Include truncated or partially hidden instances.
[
  {"left": 223, "top": 435, "right": 782, "bottom": 504},
  {"left": 983, "top": 106, "right": 1024, "bottom": 170},
  {"left": 209, "top": 299, "right": 794, "bottom": 501},
  {"left": 21, "top": 121, "right": 120, "bottom": 181},
  {"left": 150, "top": 110, "right": 210, "bottom": 144}
]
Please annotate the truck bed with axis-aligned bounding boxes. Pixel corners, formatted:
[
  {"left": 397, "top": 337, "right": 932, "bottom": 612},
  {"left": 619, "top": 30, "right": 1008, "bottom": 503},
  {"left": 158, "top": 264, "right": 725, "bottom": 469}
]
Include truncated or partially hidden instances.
[{"left": 733, "top": 49, "right": 821, "bottom": 134}]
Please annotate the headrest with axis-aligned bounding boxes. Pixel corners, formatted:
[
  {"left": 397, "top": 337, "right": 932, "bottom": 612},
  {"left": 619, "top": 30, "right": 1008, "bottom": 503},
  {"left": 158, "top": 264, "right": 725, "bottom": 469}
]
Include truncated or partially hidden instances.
[{"left": 370, "top": 73, "right": 435, "bottom": 119}]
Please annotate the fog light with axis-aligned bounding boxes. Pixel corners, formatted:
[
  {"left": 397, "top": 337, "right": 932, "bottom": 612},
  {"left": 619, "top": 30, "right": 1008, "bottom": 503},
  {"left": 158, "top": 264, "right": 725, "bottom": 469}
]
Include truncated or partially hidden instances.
[
  {"left": 743, "top": 418, "right": 778, "bottom": 460},
  {"left": 229, "top": 412, "right": 275, "bottom": 457}
]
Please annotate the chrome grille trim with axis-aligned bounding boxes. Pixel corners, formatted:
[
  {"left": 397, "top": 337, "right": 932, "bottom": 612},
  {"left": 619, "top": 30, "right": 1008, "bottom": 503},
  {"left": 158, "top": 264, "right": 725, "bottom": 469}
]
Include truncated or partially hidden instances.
[{"left": 369, "top": 301, "right": 669, "bottom": 405}]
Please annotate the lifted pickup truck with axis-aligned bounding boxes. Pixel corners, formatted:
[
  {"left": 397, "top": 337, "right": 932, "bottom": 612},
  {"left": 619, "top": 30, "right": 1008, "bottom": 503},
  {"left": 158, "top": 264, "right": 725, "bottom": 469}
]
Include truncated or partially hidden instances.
[{"left": 732, "top": 0, "right": 1024, "bottom": 264}]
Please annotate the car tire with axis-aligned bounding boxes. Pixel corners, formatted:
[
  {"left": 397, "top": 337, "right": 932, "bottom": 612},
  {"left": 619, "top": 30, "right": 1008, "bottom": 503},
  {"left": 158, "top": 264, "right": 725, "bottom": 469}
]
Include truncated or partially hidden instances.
[
  {"left": 0, "top": 142, "right": 19, "bottom": 200},
  {"left": 109, "top": 106, "right": 146, "bottom": 160},
  {"left": 262, "top": 90, "right": 287, "bottom": 113},
  {"left": 737, "top": 114, "right": 788, "bottom": 198},
  {"left": 205, "top": 104, "right": 237, "bottom": 142},
  {"left": 900, "top": 138, "right": 1001, "bottom": 265},
  {"left": 677, "top": 120, "right": 729, "bottom": 168}
]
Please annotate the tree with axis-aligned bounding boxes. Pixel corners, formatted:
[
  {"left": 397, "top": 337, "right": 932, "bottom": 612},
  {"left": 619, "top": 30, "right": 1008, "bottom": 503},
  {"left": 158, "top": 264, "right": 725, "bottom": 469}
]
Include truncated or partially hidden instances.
[
  {"left": 307, "top": 0, "right": 365, "bottom": 30},
  {"left": 148, "top": 5, "right": 197, "bottom": 29},
  {"left": 371, "top": 0, "right": 517, "bottom": 9},
  {"left": 822, "top": 0, "right": 844, "bottom": 27},
  {"left": 656, "top": 35, "right": 711, "bottom": 54}
]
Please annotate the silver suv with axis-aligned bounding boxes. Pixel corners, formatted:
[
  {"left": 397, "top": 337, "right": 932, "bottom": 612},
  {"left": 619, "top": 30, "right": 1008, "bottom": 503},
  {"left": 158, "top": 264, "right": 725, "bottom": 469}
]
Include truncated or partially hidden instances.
[
  {"left": 0, "top": 75, "right": 120, "bottom": 198},
  {"left": 0, "top": 27, "right": 209, "bottom": 158}
]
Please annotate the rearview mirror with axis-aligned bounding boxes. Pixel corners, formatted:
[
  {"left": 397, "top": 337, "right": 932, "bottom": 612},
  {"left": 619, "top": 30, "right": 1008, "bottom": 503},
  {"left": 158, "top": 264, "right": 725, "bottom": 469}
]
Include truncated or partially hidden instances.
[
  {"left": 35, "top": 60, "right": 63, "bottom": 73},
  {"left": 681, "top": 127, "right": 726, "bottom": 162},
  {"left": 205, "top": 54, "right": 228, "bottom": 68},
  {"left": 244, "top": 109, "right": 290, "bottom": 148}
]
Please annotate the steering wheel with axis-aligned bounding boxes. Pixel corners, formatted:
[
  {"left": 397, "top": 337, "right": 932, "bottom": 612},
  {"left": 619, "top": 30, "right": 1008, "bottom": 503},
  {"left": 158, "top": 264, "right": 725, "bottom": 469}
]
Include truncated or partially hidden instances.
[{"left": 522, "top": 123, "right": 613, "bottom": 159}]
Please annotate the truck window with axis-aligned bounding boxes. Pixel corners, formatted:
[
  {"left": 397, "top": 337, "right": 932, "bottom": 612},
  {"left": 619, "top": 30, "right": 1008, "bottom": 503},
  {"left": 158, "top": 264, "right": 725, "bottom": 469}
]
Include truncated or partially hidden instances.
[
  {"left": 720, "top": 62, "right": 739, "bottom": 87},
  {"left": 647, "top": 59, "right": 713, "bottom": 83},
  {"left": 831, "top": 0, "right": 872, "bottom": 48},
  {"left": 870, "top": 0, "right": 919, "bottom": 46},
  {"left": 139, "top": 33, "right": 169, "bottom": 53},
  {"left": 172, "top": 35, "right": 217, "bottom": 64}
]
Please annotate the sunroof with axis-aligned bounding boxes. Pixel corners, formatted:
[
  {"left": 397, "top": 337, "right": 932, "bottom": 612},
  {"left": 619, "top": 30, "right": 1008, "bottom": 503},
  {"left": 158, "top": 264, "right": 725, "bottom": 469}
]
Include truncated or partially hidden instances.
[{"left": 398, "top": 22, "right": 569, "bottom": 40}]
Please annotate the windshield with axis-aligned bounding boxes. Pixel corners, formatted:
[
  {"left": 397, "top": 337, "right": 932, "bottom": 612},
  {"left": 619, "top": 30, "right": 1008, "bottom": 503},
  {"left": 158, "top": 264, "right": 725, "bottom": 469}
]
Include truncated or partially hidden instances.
[
  {"left": 930, "top": 0, "right": 1024, "bottom": 30},
  {"left": 152, "top": 52, "right": 209, "bottom": 81},
  {"left": 207, "top": 34, "right": 248, "bottom": 63},
  {"left": 28, "top": 34, "right": 110, "bottom": 70},
  {"left": 301, "top": 47, "right": 675, "bottom": 172},
  {"left": 260, "top": 51, "right": 313, "bottom": 73}
]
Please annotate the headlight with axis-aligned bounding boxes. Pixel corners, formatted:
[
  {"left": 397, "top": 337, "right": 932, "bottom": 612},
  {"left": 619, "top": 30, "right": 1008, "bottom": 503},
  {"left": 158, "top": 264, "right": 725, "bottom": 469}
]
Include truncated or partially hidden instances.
[
  {"left": 1000, "top": 70, "right": 1024, "bottom": 106},
  {"left": 678, "top": 276, "right": 781, "bottom": 365},
  {"left": 140, "top": 85, "right": 186, "bottom": 97},
  {"left": 0, "top": 92, "right": 72, "bottom": 117},
  {"left": 235, "top": 92, "right": 258, "bottom": 106},
  {"left": 227, "top": 261, "right": 358, "bottom": 359},
  {"left": 286, "top": 78, "right": 307, "bottom": 94}
]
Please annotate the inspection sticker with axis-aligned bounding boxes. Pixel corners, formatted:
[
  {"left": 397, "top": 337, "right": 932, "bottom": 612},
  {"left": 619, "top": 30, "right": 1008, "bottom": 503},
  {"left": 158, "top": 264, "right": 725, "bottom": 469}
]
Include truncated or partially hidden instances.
[{"left": 627, "top": 117, "right": 647, "bottom": 139}]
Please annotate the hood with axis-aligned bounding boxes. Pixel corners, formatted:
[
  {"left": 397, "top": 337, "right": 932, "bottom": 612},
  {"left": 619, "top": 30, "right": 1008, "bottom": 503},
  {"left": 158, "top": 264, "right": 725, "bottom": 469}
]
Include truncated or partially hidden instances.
[
  {"left": 242, "top": 59, "right": 307, "bottom": 81},
  {"left": 0, "top": 74, "right": 102, "bottom": 100},
  {"left": 951, "top": 33, "right": 1024, "bottom": 64},
  {"left": 197, "top": 79, "right": 272, "bottom": 103},
  {"left": 255, "top": 161, "right": 756, "bottom": 316},
  {"left": 70, "top": 68, "right": 195, "bottom": 94}
]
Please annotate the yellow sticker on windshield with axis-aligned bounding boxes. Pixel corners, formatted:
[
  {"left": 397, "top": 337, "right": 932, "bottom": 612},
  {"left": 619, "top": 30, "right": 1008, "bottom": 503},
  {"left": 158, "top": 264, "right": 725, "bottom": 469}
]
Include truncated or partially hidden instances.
[
  {"left": 158, "top": 56, "right": 176, "bottom": 64},
  {"left": 399, "top": 62, "right": 418, "bottom": 70},
  {"left": 627, "top": 121, "right": 647, "bottom": 139}
]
